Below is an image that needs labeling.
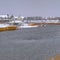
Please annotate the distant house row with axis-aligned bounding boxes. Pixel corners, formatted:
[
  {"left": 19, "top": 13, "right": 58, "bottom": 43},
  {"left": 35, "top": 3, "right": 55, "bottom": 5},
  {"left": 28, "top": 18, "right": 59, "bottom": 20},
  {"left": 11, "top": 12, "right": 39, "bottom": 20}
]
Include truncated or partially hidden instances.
[
  {"left": 23, "top": 16, "right": 60, "bottom": 23},
  {"left": 0, "top": 15, "right": 60, "bottom": 23},
  {"left": 0, "top": 15, "right": 24, "bottom": 20},
  {"left": 23, "top": 16, "right": 60, "bottom": 20},
  {"left": 0, "top": 15, "right": 60, "bottom": 20},
  {"left": 23, "top": 19, "right": 59, "bottom": 23}
]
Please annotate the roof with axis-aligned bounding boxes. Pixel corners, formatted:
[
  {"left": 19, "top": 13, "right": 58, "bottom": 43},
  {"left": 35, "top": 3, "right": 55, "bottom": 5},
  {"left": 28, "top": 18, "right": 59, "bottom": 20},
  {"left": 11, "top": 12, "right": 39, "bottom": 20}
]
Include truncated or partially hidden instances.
[{"left": 0, "top": 15, "right": 8, "bottom": 18}]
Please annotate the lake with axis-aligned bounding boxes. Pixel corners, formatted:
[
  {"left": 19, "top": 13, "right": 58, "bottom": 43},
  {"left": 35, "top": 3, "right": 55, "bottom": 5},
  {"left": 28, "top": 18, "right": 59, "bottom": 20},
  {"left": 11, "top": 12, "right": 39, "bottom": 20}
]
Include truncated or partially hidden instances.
[{"left": 0, "top": 25, "right": 60, "bottom": 60}]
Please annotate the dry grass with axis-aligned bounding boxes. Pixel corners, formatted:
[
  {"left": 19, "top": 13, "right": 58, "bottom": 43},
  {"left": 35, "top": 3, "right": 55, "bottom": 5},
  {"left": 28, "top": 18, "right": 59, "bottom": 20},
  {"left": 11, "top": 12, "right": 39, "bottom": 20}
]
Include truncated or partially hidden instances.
[
  {"left": 0, "top": 26, "right": 17, "bottom": 32},
  {"left": 47, "top": 54, "right": 60, "bottom": 60}
]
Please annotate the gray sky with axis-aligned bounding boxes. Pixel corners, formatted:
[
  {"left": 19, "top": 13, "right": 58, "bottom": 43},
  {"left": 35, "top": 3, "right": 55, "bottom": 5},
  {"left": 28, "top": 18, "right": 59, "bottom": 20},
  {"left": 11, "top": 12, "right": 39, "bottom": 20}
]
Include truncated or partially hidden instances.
[{"left": 0, "top": 0, "right": 60, "bottom": 17}]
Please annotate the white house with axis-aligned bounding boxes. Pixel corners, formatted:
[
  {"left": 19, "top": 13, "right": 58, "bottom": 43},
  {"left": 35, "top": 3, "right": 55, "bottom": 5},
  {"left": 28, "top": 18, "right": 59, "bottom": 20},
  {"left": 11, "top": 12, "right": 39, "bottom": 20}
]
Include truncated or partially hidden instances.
[{"left": 0, "top": 15, "right": 8, "bottom": 18}]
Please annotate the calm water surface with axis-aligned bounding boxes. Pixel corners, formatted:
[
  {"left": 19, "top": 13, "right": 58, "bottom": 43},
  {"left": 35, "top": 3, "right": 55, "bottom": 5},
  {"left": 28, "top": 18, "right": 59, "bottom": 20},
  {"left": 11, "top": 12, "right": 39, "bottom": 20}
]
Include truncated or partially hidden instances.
[{"left": 0, "top": 25, "right": 60, "bottom": 60}]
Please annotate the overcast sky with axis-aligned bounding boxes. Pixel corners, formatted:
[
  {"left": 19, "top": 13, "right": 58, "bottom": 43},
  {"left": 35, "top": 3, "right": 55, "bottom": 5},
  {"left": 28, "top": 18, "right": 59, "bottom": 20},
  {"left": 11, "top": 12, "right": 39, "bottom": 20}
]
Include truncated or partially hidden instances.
[{"left": 0, "top": 0, "right": 60, "bottom": 17}]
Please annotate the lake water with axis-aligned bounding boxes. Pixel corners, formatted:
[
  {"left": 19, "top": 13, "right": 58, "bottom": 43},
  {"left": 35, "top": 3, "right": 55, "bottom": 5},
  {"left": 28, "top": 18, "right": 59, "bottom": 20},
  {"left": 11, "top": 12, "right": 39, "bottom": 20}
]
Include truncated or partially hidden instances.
[{"left": 0, "top": 25, "right": 60, "bottom": 60}]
